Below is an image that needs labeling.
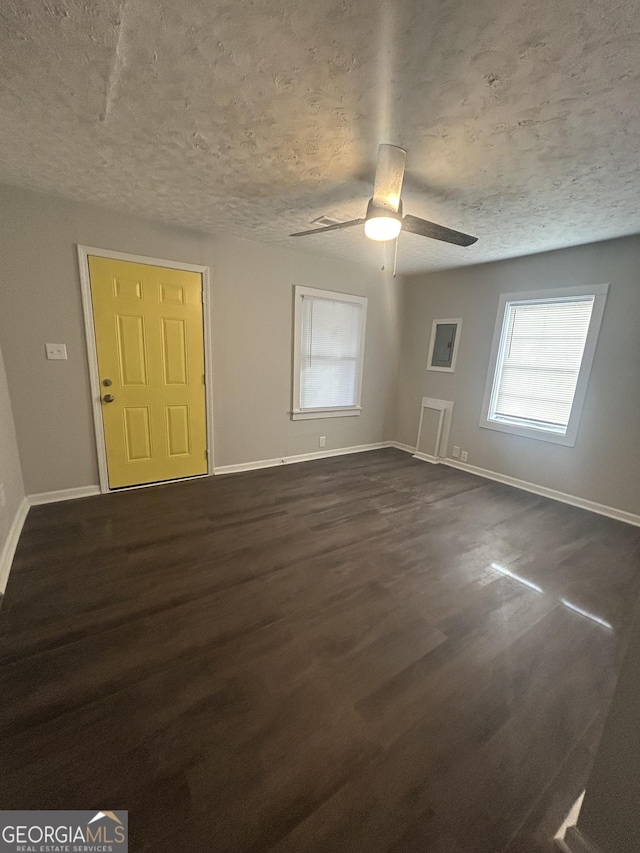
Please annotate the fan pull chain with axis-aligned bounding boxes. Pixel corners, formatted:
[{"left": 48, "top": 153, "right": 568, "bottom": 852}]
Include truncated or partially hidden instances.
[{"left": 380, "top": 239, "right": 399, "bottom": 277}]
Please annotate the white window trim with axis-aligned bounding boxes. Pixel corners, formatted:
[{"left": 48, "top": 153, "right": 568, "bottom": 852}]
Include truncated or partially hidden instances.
[
  {"left": 426, "top": 318, "right": 462, "bottom": 373},
  {"left": 479, "top": 284, "right": 609, "bottom": 447},
  {"left": 291, "top": 285, "right": 367, "bottom": 421}
]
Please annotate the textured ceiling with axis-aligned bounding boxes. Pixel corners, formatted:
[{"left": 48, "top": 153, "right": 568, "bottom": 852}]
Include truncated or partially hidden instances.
[{"left": 1, "top": 0, "right": 640, "bottom": 273}]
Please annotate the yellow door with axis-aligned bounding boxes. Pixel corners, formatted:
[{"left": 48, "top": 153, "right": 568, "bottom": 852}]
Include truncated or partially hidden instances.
[{"left": 88, "top": 256, "right": 208, "bottom": 489}]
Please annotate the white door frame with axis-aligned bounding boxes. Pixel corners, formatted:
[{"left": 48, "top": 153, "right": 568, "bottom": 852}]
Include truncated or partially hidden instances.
[{"left": 77, "top": 245, "right": 215, "bottom": 494}]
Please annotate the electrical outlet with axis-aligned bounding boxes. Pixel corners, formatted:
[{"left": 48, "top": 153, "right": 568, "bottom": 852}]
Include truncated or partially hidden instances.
[
  {"left": 319, "top": 436, "right": 326, "bottom": 448},
  {"left": 0, "top": 484, "right": 5, "bottom": 509},
  {"left": 460, "top": 450, "right": 469, "bottom": 462},
  {"left": 452, "top": 446, "right": 460, "bottom": 458}
]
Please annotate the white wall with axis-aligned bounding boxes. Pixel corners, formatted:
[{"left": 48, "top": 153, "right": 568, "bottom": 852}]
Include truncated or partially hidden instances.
[
  {"left": 395, "top": 236, "right": 640, "bottom": 516},
  {"left": 0, "top": 339, "right": 25, "bottom": 592},
  {"left": 0, "top": 184, "right": 400, "bottom": 495}
]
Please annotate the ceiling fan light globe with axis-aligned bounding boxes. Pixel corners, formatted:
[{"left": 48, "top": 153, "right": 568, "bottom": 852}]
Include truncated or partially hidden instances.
[{"left": 364, "top": 216, "right": 402, "bottom": 242}]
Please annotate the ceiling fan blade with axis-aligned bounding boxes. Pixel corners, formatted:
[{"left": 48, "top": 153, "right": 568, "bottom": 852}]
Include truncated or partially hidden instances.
[
  {"left": 402, "top": 214, "right": 478, "bottom": 246},
  {"left": 372, "top": 144, "right": 406, "bottom": 213},
  {"left": 290, "top": 218, "right": 365, "bottom": 237}
]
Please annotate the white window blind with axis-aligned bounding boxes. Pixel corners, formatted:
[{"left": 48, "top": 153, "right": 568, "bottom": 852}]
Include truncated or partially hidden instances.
[
  {"left": 299, "top": 294, "right": 364, "bottom": 409},
  {"left": 489, "top": 296, "right": 595, "bottom": 434}
]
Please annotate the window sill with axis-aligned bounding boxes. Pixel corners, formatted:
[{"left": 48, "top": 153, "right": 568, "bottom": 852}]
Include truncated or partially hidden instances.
[
  {"left": 291, "top": 407, "right": 362, "bottom": 421},
  {"left": 479, "top": 417, "right": 577, "bottom": 447}
]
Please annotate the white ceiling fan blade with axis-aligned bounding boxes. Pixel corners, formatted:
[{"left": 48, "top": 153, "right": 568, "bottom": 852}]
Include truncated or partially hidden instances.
[{"left": 372, "top": 144, "right": 407, "bottom": 213}]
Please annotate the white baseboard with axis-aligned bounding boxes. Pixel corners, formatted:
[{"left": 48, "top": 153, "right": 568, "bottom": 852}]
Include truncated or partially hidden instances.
[
  {"left": 554, "top": 791, "right": 604, "bottom": 853},
  {"left": 412, "top": 451, "right": 440, "bottom": 464},
  {"left": 554, "top": 792, "right": 585, "bottom": 852},
  {"left": 395, "top": 441, "right": 640, "bottom": 526},
  {"left": 389, "top": 441, "right": 417, "bottom": 454},
  {"left": 28, "top": 485, "right": 101, "bottom": 506},
  {"left": 213, "top": 442, "right": 392, "bottom": 475},
  {"left": 440, "top": 457, "right": 640, "bottom": 527},
  {"left": 215, "top": 441, "right": 640, "bottom": 527},
  {"left": 21, "top": 446, "right": 640, "bottom": 529},
  {"left": 389, "top": 442, "right": 440, "bottom": 465},
  {"left": 0, "top": 497, "right": 29, "bottom": 594},
  {"left": 557, "top": 826, "right": 604, "bottom": 853}
]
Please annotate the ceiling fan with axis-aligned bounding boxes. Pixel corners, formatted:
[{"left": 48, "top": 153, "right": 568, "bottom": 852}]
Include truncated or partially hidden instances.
[{"left": 290, "top": 144, "right": 477, "bottom": 271}]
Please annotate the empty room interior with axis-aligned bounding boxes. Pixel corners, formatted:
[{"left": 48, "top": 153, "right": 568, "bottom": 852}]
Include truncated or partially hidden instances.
[{"left": 1, "top": 1, "right": 640, "bottom": 851}]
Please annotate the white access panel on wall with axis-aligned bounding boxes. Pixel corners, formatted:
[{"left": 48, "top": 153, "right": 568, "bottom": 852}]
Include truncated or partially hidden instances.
[{"left": 414, "top": 397, "right": 454, "bottom": 462}]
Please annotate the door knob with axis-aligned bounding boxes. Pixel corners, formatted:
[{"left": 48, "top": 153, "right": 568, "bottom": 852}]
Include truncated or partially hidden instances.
[{"left": 103, "top": 394, "right": 115, "bottom": 403}]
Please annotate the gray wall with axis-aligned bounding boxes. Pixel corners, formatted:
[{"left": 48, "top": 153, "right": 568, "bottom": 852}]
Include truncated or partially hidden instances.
[
  {"left": 211, "top": 238, "right": 399, "bottom": 466},
  {"left": 0, "top": 339, "right": 25, "bottom": 585},
  {"left": 396, "top": 236, "right": 640, "bottom": 515},
  {"left": 2, "top": 179, "right": 638, "bottom": 518},
  {"left": 0, "top": 184, "right": 399, "bottom": 495}
]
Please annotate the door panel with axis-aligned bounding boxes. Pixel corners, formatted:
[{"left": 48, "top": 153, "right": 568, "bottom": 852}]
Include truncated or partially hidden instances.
[
  {"left": 117, "top": 314, "right": 148, "bottom": 385},
  {"left": 161, "top": 318, "right": 187, "bottom": 385},
  {"left": 124, "top": 406, "right": 152, "bottom": 461},
  {"left": 89, "top": 256, "right": 208, "bottom": 488},
  {"left": 113, "top": 275, "right": 143, "bottom": 300},
  {"left": 160, "top": 282, "right": 186, "bottom": 305},
  {"left": 166, "top": 405, "right": 191, "bottom": 456}
]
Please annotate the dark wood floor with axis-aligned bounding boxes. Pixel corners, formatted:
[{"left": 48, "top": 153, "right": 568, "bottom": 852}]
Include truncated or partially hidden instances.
[{"left": 1, "top": 449, "right": 639, "bottom": 852}]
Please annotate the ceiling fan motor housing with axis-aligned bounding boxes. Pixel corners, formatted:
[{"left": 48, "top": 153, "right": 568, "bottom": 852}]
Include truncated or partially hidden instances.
[
  {"left": 364, "top": 198, "right": 403, "bottom": 241},
  {"left": 290, "top": 144, "right": 477, "bottom": 246}
]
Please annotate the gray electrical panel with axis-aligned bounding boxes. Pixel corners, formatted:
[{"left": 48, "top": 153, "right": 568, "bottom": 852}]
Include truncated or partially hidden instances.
[{"left": 431, "top": 323, "right": 457, "bottom": 368}]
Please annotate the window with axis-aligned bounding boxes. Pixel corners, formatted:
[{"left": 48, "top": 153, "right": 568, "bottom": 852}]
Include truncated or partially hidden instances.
[
  {"left": 479, "top": 285, "right": 608, "bottom": 446},
  {"left": 292, "top": 286, "right": 367, "bottom": 420}
]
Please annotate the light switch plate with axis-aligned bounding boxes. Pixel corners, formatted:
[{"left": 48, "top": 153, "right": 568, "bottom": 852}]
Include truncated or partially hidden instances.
[{"left": 46, "top": 343, "right": 67, "bottom": 360}]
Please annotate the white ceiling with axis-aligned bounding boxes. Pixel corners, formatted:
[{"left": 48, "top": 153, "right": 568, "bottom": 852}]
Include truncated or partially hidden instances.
[{"left": 1, "top": 0, "right": 639, "bottom": 273}]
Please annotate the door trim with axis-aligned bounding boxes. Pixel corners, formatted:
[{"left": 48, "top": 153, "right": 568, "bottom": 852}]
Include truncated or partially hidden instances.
[{"left": 77, "top": 245, "right": 214, "bottom": 493}]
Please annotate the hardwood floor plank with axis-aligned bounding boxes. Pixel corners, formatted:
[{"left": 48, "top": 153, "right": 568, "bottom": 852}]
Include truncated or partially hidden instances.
[{"left": 0, "top": 449, "right": 637, "bottom": 852}]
